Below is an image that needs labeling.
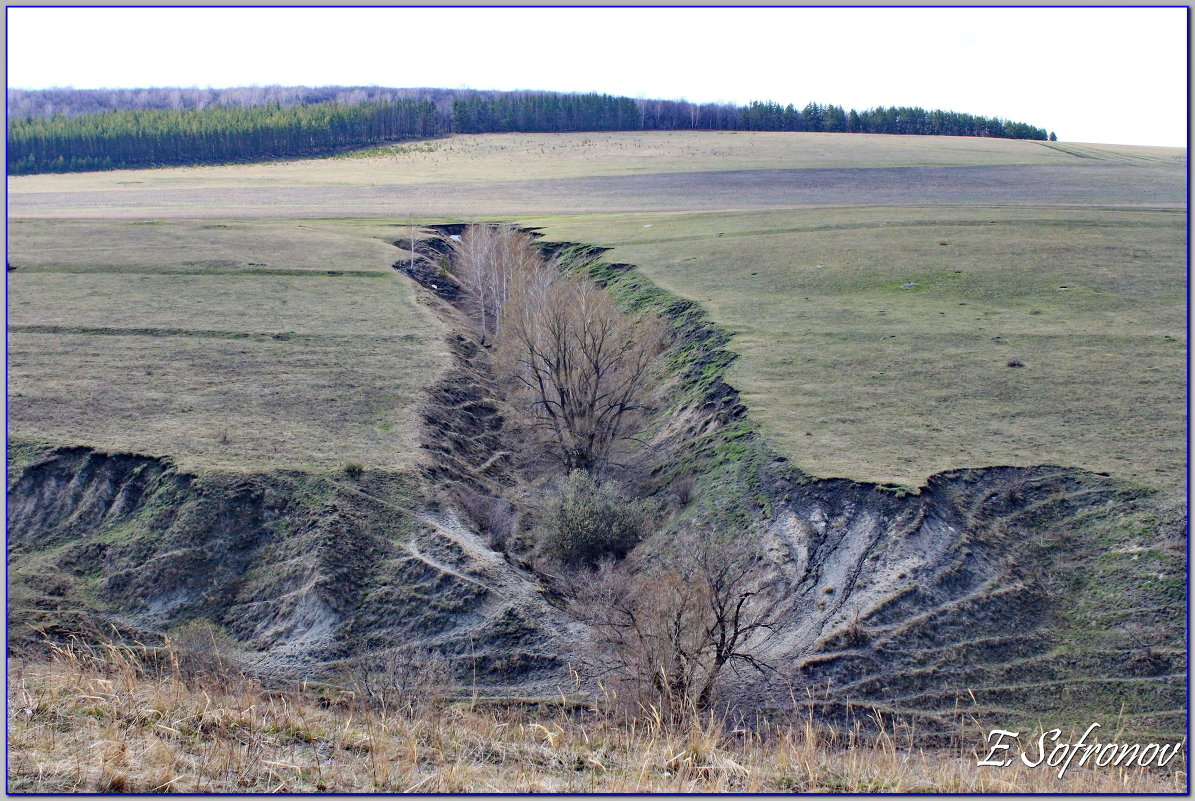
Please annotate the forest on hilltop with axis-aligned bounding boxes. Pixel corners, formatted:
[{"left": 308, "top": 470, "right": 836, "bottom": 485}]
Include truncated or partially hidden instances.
[{"left": 7, "top": 86, "right": 1052, "bottom": 174}]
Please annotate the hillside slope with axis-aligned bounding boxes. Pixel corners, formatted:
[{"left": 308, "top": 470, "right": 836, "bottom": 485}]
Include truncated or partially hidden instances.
[
  {"left": 7, "top": 444, "right": 580, "bottom": 693},
  {"left": 7, "top": 132, "right": 1186, "bottom": 743}
]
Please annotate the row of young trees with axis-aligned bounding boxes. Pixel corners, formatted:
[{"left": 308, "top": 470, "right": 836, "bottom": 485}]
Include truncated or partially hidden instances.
[
  {"left": 738, "top": 101, "right": 1051, "bottom": 139},
  {"left": 7, "top": 87, "right": 1052, "bottom": 174},
  {"left": 451, "top": 225, "right": 663, "bottom": 476}
]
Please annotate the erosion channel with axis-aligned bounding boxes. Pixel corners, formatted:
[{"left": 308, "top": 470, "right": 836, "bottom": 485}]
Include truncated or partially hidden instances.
[{"left": 7, "top": 224, "right": 1185, "bottom": 741}]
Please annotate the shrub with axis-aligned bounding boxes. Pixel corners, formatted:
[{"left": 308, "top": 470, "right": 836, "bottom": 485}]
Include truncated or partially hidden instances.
[
  {"left": 458, "top": 486, "right": 516, "bottom": 552},
  {"left": 165, "top": 619, "right": 240, "bottom": 678},
  {"left": 346, "top": 646, "right": 452, "bottom": 716},
  {"left": 671, "top": 476, "right": 695, "bottom": 508},
  {"left": 571, "top": 527, "right": 777, "bottom": 719},
  {"left": 541, "top": 470, "right": 653, "bottom": 567}
]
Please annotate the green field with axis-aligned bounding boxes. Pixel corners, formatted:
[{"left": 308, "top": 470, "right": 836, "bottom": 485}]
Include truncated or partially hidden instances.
[
  {"left": 531, "top": 205, "right": 1186, "bottom": 490},
  {"left": 7, "top": 132, "right": 1185, "bottom": 491},
  {"left": 7, "top": 219, "right": 445, "bottom": 472}
]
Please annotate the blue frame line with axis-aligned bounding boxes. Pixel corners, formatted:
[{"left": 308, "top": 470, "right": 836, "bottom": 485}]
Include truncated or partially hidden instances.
[{"left": 4, "top": 4, "right": 1190, "bottom": 798}]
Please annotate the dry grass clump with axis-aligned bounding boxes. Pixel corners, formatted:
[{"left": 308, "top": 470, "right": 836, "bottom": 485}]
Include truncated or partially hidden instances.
[{"left": 8, "top": 639, "right": 1184, "bottom": 793}]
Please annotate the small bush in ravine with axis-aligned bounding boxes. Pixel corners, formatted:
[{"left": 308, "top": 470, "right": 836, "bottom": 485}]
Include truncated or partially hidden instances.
[
  {"left": 671, "top": 476, "right": 695, "bottom": 508},
  {"left": 166, "top": 619, "right": 240, "bottom": 677},
  {"left": 458, "top": 487, "right": 516, "bottom": 552},
  {"left": 541, "top": 470, "right": 653, "bottom": 567}
]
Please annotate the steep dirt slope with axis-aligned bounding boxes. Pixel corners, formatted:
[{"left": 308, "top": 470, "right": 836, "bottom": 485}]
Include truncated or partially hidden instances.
[
  {"left": 743, "top": 466, "right": 1185, "bottom": 739},
  {"left": 6, "top": 444, "right": 580, "bottom": 693}
]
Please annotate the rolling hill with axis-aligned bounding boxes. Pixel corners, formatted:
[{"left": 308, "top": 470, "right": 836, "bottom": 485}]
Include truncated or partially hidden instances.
[{"left": 6, "top": 129, "right": 1187, "bottom": 776}]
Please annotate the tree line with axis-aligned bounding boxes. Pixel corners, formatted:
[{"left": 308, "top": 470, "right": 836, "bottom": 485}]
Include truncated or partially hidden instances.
[
  {"left": 451, "top": 92, "right": 642, "bottom": 134},
  {"left": 7, "top": 86, "right": 1052, "bottom": 174},
  {"left": 737, "top": 100, "right": 1050, "bottom": 139},
  {"left": 7, "top": 100, "right": 440, "bottom": 174},
  {"left": 6, "top": 85, "right": 460, "bottom": 118}
]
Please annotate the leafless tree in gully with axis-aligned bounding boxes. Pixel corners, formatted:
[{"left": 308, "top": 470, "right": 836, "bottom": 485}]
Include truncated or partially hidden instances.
[
  {"left": 451, "top": 224, "right": 548, "bottom": 344},
  {"left": 573, "top": 529, "right": 778, "bottom": 718},
  {"left": 450, "top": 224, "right": 664, "bottom": 477}
]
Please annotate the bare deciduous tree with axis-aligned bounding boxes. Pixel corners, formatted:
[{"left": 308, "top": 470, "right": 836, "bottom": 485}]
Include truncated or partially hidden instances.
[
  {"left": 451, "top": 224, "right": 547, "bottom": 343},
  {"left": 448, "top": 223, "right": 664, "bottom": 477},
  {"left": 497, "top": 274, "right": 664, "bottom": 476},
  {"left": 573, "top": 529, "right": 778, "bottom": 719}
]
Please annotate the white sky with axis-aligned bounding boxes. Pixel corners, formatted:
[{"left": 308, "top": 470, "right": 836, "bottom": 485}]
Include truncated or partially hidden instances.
[{"left": 5, "top": 7, "right": 1189, "bottom": 147}]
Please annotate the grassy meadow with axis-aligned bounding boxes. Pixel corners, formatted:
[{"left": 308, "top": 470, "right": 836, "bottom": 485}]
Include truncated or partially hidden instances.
[
  {"left": 6, "top": 131, "right": 1186, "bottom": 488},
  {"left": 7, "top": 218, "right": 445, "bottom": 473}
]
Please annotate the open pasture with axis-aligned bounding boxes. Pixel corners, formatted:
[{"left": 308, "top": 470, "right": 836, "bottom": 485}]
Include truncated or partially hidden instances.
[
  {"left": 7, "top": 132, "right": 1185, "bottom": 489},
  {"left": 8, "top": 132, "right": 1183, "bottom": 219},
  {"left": 531, "top": 205, "right": 1186, "bottom": 490},
  {"left": 5, "top": 217, "right": 406, "bottom": 274},
  {"left": 8, "top": 130, "right": 1090, "bottom": 191},
  {"left": 7, "top": 219, "right": 446, "bottom": 472}
]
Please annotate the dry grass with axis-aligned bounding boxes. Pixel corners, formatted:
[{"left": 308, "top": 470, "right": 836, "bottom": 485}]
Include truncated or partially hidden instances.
[
  {"left": 8, "top": 641, "right": 1185, "bottom": 793},
  {"left": 1040, "top": 140, "right": 1187, "bottom": 170},
  {"left": 5, "top": 217, "right": 405, "bottom": 274},
  {"left": 7, "top": 218, "right": 446, "bottom": 472},
  {"left": 531, "top": 205, "right": 1186, "bottom": 492}
]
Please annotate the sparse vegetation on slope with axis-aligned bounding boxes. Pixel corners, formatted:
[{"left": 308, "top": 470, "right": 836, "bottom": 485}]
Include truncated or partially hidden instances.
[{"left": 6, "top": 443, "right": 578, "bottom": 685}]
